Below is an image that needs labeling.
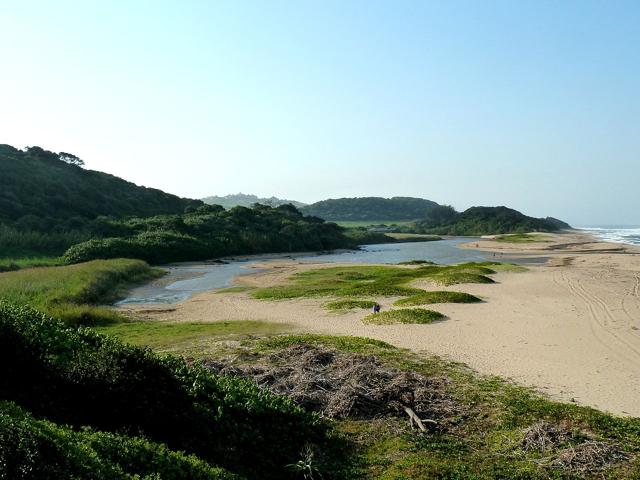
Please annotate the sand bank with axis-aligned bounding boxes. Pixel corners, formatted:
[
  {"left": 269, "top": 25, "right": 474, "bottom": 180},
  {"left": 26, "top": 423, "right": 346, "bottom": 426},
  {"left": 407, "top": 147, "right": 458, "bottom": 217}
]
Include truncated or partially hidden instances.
[{"left": 119, "top": 231, "right": 640, "bottom": 417}]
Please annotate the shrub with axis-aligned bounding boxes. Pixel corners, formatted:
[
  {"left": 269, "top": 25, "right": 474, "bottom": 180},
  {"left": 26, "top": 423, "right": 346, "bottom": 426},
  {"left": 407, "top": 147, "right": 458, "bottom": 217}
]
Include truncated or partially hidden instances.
[
  {"left": 0, "top": 301, "right": 325, "bottom": 479},
  {"left": 0, "top": 402, "right": 238, "bottom": 480}
]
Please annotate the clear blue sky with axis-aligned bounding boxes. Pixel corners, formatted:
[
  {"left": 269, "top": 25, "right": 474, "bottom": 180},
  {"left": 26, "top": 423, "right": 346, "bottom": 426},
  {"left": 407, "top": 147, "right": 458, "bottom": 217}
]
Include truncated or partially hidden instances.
[{"left": 1, "top": 1, "right": 638, "bottom": 225}]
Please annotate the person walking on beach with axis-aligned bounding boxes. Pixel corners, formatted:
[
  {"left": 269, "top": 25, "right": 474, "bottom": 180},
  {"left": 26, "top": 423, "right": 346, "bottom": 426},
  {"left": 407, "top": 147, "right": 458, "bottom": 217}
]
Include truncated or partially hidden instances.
[{"left": 373, "top": 303, "right": 381, "bottom": 314}]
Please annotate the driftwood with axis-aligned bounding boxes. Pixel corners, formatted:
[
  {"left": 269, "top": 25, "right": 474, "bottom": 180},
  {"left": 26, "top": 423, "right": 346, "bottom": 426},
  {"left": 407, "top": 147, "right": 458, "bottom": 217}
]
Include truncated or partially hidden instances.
[{"left": 403, "top": 406, "right": 437, "bottom": 432}]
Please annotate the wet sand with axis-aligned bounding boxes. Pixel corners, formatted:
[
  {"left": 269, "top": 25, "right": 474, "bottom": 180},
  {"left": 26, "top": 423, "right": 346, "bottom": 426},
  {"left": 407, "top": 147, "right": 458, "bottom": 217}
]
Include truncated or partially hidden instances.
[{"left": 119, "top": 232, "right": 640, "bottom": 417}]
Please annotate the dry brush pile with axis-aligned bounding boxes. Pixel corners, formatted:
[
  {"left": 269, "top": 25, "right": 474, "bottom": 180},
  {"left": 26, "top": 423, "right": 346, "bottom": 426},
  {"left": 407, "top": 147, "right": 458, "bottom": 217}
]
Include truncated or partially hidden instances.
[
  {"left": 205, "top": 343, "right": 461, "bottom": 432},
  {"left": 519, "top": 421, "right": 630, "bottom": 475}
]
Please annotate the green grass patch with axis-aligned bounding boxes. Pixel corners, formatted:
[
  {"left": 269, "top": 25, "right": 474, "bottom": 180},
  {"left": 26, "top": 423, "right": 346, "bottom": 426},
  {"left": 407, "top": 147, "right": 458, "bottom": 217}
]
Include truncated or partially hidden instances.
[
  {"left": 494, "top": 233, "right": 551, "bottom": 243},
  {"left": 0, "top": 256, "right": 63, "bottom": 272},
  {"left": 96, "top": 320, "right": 288, "bottom": 349},
  {"left": 252, "top": 263, "right": 498, "bottom": 301},
  {"left": 255, "top": 333, "right": 396, "bottom": 354},
  {"left": 394, "top": 291, "right": 482, "bottom": 306},
  {"left": 325, "top": 299, "right": 377, "bottom": 311},
  {"left": 0, "top": 259, "right": 162, "bottom": 326},
  {"left": 363, "top": 308, "right": 445, "bottom": 325},
  {"left": 214, "top": 285, "right": 255, "bottom": 293}
]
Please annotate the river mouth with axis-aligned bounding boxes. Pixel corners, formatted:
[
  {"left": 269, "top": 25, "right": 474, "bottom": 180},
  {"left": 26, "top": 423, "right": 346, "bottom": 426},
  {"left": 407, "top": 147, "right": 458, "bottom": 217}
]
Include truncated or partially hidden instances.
[{"left": 117, "top": 239, "right": 547, "bottom": 306}]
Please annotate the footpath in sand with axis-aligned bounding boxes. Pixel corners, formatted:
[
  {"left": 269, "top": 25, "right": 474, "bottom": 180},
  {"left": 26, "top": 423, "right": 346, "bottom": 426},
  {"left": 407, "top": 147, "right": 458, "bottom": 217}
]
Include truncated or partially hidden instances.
[{"left": 120, "top": 232, "right": 640, "bottom": 417}]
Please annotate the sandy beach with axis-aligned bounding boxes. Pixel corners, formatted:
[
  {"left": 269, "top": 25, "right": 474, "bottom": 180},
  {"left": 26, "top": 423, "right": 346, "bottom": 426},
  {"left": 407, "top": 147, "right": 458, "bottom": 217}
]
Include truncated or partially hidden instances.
[{"left": 120, "top": 232, "right": 640, "bottom": 417}]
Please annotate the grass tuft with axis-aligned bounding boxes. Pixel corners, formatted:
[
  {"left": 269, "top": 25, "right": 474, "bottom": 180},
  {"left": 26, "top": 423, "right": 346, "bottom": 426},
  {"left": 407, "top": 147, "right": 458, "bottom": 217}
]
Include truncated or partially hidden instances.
[
  {"left": 325, "top": 299, "right": 377, "bottom": 311},
  {"left": 394, "top": 291, "right": 481, "bottom": 306},
  {"left": 363, "top": 308, "right": 445, "bottom": 325}
]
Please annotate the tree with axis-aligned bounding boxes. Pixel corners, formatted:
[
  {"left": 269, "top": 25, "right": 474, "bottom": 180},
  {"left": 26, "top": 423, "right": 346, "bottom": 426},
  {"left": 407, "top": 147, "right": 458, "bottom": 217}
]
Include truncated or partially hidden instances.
[{"left": 58, "top": 152, "right": 84, "bottom": 166}]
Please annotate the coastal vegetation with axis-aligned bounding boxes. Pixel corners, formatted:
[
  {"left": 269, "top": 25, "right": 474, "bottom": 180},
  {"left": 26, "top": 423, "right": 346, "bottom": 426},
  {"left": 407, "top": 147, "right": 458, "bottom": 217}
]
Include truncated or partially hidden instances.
[
  {"left": 62, "top": 204, "right": 351, "bottom": 264},
  {"left": 252, "top": 263, "right": 497, "bottom": 300},
  {"left": 394, "top": 291, "right": 482, "bottom": 306},
  {"left": 97, "top": 324, "right": 640, "bottom": 479},
  {"left": 363, "top": 308, "right": 445, "bottom": 324},
  {"left": 325, "top": 299, "right": 378, "bottom": 311},
  {"left": 1, "top": 402, "right": 238, "bottom": 480},
  {"left": 0, "top": 259, "right": 161, "bottom": 326},
  {"left": 0, "top": 302, "right": 336, "bottom": 480}
]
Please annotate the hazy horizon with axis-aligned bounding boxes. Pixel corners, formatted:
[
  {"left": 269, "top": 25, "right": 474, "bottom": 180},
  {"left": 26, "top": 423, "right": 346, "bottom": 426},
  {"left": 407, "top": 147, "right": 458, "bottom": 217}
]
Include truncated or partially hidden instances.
[{"left": 2, "top": 1, "right": 639, "bottom": 226}]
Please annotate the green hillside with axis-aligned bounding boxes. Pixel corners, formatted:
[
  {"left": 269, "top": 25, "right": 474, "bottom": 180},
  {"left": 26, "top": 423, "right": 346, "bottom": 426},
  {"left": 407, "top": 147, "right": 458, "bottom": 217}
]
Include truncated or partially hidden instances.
[
  {"left": 413, "top": 206, "right": 571, "bottom": 235},
  {"left": 301, "top": 196, "right": 440, "bottom": 221},
  {"left": 0, "top": 145, "right": 201, "bottom": 229}
]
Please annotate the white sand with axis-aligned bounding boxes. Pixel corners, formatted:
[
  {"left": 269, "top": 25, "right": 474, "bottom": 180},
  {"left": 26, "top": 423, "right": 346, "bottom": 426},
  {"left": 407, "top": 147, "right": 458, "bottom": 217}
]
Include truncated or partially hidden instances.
[{"left": 120, "top": 232, "right": 640, "bottom": 417}]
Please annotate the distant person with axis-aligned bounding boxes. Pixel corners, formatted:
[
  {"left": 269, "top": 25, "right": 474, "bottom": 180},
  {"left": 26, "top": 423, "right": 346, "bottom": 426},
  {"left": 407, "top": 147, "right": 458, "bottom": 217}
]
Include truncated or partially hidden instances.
[{"left": 373, "top": 303, "right": 381, "bottom": 314}]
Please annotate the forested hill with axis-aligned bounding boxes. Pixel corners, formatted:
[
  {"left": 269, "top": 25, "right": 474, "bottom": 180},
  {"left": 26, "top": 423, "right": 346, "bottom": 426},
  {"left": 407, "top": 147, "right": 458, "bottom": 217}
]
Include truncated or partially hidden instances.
[
  {"left": 413, "top": 205, "right": 571, "bottom": 235},
  {"left": 202, "top": 193, "right": 306, "bottom": 209},
  {"left": 0, "top": 145, "right": 202, "bottom": 229},
  {"left": 301, "top": 197, "right": 440, "bottom": 221}
]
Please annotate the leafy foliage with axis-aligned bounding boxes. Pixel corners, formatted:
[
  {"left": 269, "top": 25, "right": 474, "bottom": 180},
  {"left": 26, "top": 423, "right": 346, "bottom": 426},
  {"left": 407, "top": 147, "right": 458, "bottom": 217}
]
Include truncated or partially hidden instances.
[
  {"left": 63, "top": 204, "right": 353, "bottom": 264},
  {"left": 0, "top": 302, "right": 326, "bottom": 479},
  {"left": 0, "top": 402, "right": 239, "bottom": 480}
]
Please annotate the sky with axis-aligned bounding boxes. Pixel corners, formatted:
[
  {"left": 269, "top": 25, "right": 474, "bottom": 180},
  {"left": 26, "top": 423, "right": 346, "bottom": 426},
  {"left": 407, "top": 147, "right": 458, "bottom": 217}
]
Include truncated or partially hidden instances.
[{"left": 1, "top": 0, "right": 639, "bottom": 226}]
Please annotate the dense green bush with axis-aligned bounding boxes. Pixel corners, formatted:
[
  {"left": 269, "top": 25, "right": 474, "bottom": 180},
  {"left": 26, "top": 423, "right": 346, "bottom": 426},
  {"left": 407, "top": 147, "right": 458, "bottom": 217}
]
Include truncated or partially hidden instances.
[
  {"left": 0, "top": 302, "right": 325, "bottom": 479},
  {"left": 0, "top": 403, "right": 238, "bottom": 480},
  {"left": 64, "top": 204, "right": 352, "bottom": 264}
]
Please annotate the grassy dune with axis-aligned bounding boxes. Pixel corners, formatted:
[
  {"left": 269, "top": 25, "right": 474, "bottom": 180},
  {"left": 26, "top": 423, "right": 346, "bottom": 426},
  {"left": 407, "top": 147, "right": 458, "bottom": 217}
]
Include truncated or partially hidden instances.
[
  {"left": 325, "top": 299, "right": 378, "bottom": 311},
  {"left": 252, "top": 263, "right": 498, "bottom": 301},
  {"left": 0, "top": 259, "right": 162, "bottom": 326},
  {"left": 394, "top": 291, "right": 482, "bottom": 306},
  {"left": 363, "top": 308, "right": 445, "bottom": 324}
]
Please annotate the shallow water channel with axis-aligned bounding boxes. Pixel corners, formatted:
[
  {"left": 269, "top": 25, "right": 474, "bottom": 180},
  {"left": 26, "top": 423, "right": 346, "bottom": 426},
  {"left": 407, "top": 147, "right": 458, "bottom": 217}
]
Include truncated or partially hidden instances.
[{"left": 117, "top": 239, "right": 546, "bottom": 305}]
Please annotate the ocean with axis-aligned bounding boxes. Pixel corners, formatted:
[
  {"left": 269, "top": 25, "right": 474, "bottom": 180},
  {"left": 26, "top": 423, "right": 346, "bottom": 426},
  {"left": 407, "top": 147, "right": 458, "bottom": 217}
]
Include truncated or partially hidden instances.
[{"left": 576, "top": 226, "right": 640, "bottom": 246}]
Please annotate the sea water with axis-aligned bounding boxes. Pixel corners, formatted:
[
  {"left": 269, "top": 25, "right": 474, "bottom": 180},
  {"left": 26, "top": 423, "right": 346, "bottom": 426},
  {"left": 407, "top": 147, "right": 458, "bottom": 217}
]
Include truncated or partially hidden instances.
[{"left": 576, "top": 226, "right": 640, "bottom": 246}]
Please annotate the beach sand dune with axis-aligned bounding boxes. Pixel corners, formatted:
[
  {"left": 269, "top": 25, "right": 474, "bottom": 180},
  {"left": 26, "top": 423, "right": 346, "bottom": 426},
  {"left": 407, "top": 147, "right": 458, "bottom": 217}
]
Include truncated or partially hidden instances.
[{"left": 120, "top": 232, "right": 640, "bottom": 417}]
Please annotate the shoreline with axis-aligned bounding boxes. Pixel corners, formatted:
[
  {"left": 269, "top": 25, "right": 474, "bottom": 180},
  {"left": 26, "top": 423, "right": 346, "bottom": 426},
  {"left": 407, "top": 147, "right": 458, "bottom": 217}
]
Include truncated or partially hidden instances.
[{"left": 119, "top": 231, "right": 640, "bottom": 417}]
